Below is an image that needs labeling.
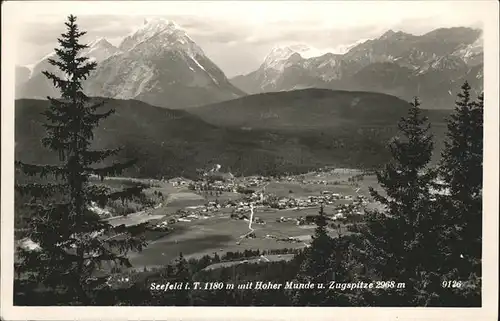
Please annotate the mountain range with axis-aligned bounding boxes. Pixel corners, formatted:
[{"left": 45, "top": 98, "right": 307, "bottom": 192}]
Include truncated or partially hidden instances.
[
  {"left": 16, "top": 89, "right": 451, "bottom": 180},
  {"left": 16, "top": 38, "right": 122, "bottom": 99},
  {"left": 16, "top": 18, "right": 244, "bottom": 109},
  {"left": 16, "top": 20, "right": 482, "bottom": 109},
  {"left": 230, "top": 27, "right": 483, "bottom": 109}
]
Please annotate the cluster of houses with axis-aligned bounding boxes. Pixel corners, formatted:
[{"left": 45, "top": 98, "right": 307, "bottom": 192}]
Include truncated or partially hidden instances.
[
  {"left": 276, "top": 214, "right": 326, "bottom": 226},
  {"left": 265, "top": 191, "right": 357, "bottom": 210},
  {"left": 243, "top": 176, "right": 271, "bottom": 187},
  {"left": 150, "top": 201, "right": 224, "bottom": 230},
  {"left": 185, "top": 201, "right": 223, "bottom": 213},
  {"left": 272, "top": 194, "right": 369, "bottom": 225},
  {"left": 189, "top": 179, "right": 239, "bottom": 193},
  {"left": 152, "top": 170, "right": 370, "bottom": 231},
  {"left": 155, "top": 189, "right": 368, "bottom": 228},
  {"left": 276, "top": 216, "right": 303, "bottom": 224},
  {"left": 276, "top": 176, "right": 333, "bottom": 186},
  {"left": 329, "top": 197, "right": 368, "bottom": 221},
  {"left": 265, "top": 234, "right": 302, "bottom": 243},
  {"left": 186, "top": 174, "right": 271, "bottom": 194},
  {"left": 151, "top": 220, "right": 171, "bottom": 231},
  {"left": 170, "top": 178, "right": 191, "bottom": 188},
  {"left": 271, "top": 168, "right": 366, "bottom": 186}
]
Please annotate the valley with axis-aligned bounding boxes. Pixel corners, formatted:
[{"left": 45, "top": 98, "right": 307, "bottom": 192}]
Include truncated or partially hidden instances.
[
  {"left": 86, "top": 168, "right": 380, "bottom": 273},
  {"left": 10, "top": 8, "right": 486, "bottom": 307}
]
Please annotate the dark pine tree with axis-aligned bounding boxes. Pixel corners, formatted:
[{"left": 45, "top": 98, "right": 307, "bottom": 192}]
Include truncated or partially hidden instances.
[
  {"left": 171, "top": 253, "right": 193, "bottom": 305},
  {"left": 437, "top": 82, "right": 483, "bottom": 305},
  {"left": 15, "top": 15, "right": 148, "bottom": 305},
  {"left": 359, "top": 97, "right": 440, "bottom": 306},
  {"left": 291, "top": 204, "right": 338, "bottom": 306}
]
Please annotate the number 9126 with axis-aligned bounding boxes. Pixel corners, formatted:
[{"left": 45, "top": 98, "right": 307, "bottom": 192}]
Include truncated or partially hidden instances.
[{"left": 442, "top": 280, "right": 462, "bottom": 288}]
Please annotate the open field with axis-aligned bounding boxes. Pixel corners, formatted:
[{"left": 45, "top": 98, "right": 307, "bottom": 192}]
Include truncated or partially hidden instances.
[
  {"left": 127, "top": 214, "right": 311, "bottom": 269},
  {"left": 127, "top": 210, "right": 344, "bottom": 270},
  {"left": 266, "top": 181, "right": 361, "bottom": 198}
]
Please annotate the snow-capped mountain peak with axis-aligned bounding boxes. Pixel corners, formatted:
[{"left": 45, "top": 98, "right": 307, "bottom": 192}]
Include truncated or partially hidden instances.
[
  {"left": 140, "top": 17, "right": 184, "bottom": 40},
  {"left": 143, "top": 17, "right": 182, "bottom": 31},
  {"left": 77, "top": 18, "right": 242, "bottom": 108},
  {"left": 286, "top": 44, "right": 312, "bottom": 55},
  {"left": 262, "top": 44, "right": 331, "bottom": 71},
  {"left": 119, "top": 17, "right": 195, "bottom": 53},
  {"left": 17, "top": 18, "right": 243, "bottom": 107},
  {"left": 263, "top": 46, "right": 299, "bottom": 70},
  {"left": 262, "top": 42, "right": 370, "bottom": 72},
  {"left": 451, "top": 31, "right": 483, "bottom": 65},
  {"left": 87, "top": 37, "right": 108, "bottom": 47},
  {"left": 24, "top": 36, "right": 120, "bottom": 80},
  {"left": 230, "top": 26, "right": 483, "bottom": 109},
  {"left": 23, "top": 63, "right": 36, "bottom": 75},
  {"left": 37, "top": 51, "right": 57, "bottom": 64},
  {"left": 84, "top": 37, "right": 121, "bottom": 62}
]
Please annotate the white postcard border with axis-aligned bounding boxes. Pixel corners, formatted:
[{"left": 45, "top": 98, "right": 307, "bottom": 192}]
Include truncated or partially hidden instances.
[{"left": 2, "top": 1, "right": 498, "bottom": 320}]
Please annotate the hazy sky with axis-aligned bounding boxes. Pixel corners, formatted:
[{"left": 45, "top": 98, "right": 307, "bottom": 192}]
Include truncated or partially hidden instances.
[{"left": 11, "top": 1, "right": 487, "bottom": 77}]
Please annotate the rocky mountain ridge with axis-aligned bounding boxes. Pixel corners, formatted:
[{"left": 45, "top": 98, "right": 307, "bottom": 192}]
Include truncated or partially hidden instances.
[
  {"left": 230, "top": 27, "right": 483, "bottom": 109},
  {"left": 16, "top": 18, "right": 244, "bottom": 109},
  {"left": 16, "top": 24, "right": 482, "bottom": 110}
]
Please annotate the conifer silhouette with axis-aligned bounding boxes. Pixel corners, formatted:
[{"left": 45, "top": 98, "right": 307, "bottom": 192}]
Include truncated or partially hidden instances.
[{"left": 15, "top": 15, "right": 148, "bottom": 305}]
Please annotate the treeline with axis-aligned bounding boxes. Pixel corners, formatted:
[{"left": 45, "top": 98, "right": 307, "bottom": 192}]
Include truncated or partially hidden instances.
[{"left": 14, "top": 15, "right": 483, "bottom": 307}]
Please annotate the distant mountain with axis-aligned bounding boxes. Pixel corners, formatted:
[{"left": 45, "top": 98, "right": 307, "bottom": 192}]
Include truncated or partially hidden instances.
[
  {"left": 15, "top": 91, "right": 450, "bottom": 179},
  {"left": 16, "top": 18, "right": 244, "bottom": 109},
  {"left": 189, "top": 88, "right": 450, "bottom": 130},
  {"left": 190, "top": 88, "right": 451, "bottom": 164},
  {"left": 230, "top": 27, "right": 483, "bottom": 109},
  {"left": 16, "top": 98, "right": 273, "bottom": 178},
  {"left": 85, "top": 18, "right": 244, "bottom": 109},
  {"left": 16, "top": 38, "right": 122, "bottom": 100}
]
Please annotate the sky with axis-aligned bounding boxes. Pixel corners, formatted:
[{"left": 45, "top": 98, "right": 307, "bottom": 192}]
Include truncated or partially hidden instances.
[{"left": 11, "top": 1, "right": 488, "bottom": 77}]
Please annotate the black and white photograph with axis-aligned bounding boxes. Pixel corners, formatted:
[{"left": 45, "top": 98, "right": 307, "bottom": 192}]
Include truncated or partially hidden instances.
[{"left": 1, "top": 0, "right": 499, "bottom": 320}]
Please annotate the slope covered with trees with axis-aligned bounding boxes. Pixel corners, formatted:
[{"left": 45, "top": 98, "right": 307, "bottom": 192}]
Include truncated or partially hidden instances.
[{"left": 16, "top": 89, "right": 452, "bottom": 180}]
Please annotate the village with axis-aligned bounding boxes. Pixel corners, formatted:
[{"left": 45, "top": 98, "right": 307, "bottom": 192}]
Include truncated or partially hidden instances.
[
  {"left": 149, "top": 168, "right": 371, "bottom": 235},
  {"left": 91, "top": 168, "right": 376, "bottom": 287},
  {"left": 19, "top": 167, "right": 373, "bottom": 257}
]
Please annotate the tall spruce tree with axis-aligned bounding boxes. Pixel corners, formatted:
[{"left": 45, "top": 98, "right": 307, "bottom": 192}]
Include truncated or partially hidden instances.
[
  {"left": 360, "top": 97, "right": 441, "bottom": 306},
  {"left": 292, "top": 204, "right": 337, "bottom": 305},
  {"left": 437, "top": 82, "right": 483, "bottom": 305},
  {"left": 171, "top": 253, "right": 193, "bottom": 305},
  {"left": 15, "top": 15, "right": 148, "bottom": 305}
]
